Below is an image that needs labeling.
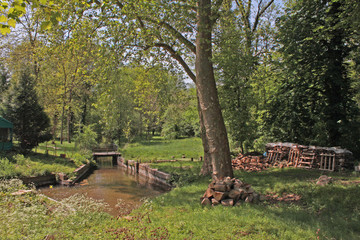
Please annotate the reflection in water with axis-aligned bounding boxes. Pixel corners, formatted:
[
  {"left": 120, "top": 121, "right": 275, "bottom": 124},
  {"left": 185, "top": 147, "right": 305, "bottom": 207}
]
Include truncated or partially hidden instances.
[{"left": 39, "top": 164, "right": 166, "bottom": 216}]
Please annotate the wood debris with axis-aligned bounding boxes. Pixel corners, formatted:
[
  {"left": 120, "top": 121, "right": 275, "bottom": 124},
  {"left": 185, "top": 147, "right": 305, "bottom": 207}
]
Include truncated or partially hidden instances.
[
  {"left": 232, "top": 153, "right": 270, "bottom": 172},
  {"left": 200, "top": 177, "right": 265, "bottom": 206}
]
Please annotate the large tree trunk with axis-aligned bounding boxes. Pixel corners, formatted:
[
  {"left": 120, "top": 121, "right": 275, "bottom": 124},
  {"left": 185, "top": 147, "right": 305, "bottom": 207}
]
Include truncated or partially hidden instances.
[
  {"left": 198, "top": 97, "right": 212, "bottom": 176},
  {"left": 196, "top": 0, "right": 233, "bottom": 179}
]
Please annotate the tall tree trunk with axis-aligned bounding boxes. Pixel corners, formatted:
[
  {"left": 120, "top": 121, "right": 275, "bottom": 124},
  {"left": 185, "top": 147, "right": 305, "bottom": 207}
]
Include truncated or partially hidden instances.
[
  {"left": 196, "top": 0, "right": 233, "bottom": 179},
  {"left": 60, "top": 104, "right": 65, "bottom": 144},
  {"left": 67, "top": 88, "right": 73, "bottom": 143},
  {"left": 80, "top": 99, "right": 87, "bottom": 133},
  {"left": 67, "top": 107, "right": 72, "bottom": 143},
  {"left": 198, "top": 97, "right": 212, "bottom": 176}
]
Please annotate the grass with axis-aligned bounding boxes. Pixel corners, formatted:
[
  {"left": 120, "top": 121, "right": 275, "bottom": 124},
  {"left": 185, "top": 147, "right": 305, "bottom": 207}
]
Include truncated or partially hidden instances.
[
  {"left": 2, "top": 136, "right": 360, "bottom": 239},
  {"left": 1, "top": 167, "right": 359, "bottom": 239},
  {"left": 118, "top": 167, "right": 360, "bottom": 239},
  {"left": 120, "top": 136, "right": 203, "bottom": 162},
  {"left": 0, "top": 140, "right": 93, "bottom": 178},
  {"left": 35, "top": 140, "right": 80, "bottom": 158},
  {"left": 0, "top": 153, "right": 80, "bottom": 178}
]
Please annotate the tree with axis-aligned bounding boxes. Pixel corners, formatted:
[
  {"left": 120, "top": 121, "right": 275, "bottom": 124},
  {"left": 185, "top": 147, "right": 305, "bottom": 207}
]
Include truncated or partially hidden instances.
[
  {"left": 195, "top": 0, "right": 233, "bottom": 178},
  {"left": 161, "top": 86, "right": 200, "bottom": 139},
  {"left": 0, "top": 63, "right": 9, "bottom": 96},
  {"left": 2, "top": 0, "right": 234, "bottom": 179},
  {"left": 270, "top": 0, "right": 360, "bottom": 152},
  {"left": 214, "top": 0, "right": 277, "bottom": 152},
  {"left": 2, "top": 69, "right": 51, "bottom": 150}
]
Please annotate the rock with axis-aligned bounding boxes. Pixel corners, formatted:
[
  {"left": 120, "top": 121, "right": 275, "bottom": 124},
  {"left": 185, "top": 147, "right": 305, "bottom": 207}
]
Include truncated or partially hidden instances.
[
  {"left": 316, "top": 175, "right": 333, "bottom": 186},
  {"left": 221, "top": 199, "right": 234, "bottom": 206},
  {"left": 201, "top": 198, "right": 211, "bottom": 206}
]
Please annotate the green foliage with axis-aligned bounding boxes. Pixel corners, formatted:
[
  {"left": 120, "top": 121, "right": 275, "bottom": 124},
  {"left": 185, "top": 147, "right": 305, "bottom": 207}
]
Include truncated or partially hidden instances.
[
  {"left": 0, "top": 157, "right": 17, "bottom": 178},
  {"left": 161, "top": 87, "right": 200, "bottom": 139},
  {"left": 0, "top": 63, "right": 9, "bottom": 96},
  {"left": 1, "top": 69, "right": 51, "bottom": 150},
  {"left": 214, "top": 0, "right": 278, "bottom": 153},
  {"left": 268, "top": 0, "right": 360, "bottom": 154},
  {"left": 94, "top": 66, "right": 187, "bottom": 143},
  {"left": 74, "top": 125, "right": 97, "bottom": 151},
  {"left": 71, "top": 152, "right": 91, "bottom": 167}
]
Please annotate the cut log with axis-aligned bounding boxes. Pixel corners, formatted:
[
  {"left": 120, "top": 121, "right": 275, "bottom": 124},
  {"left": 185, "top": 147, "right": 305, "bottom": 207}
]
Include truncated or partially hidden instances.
[
  {"left": 214, "top": 191, "right": 227, "bottom": 201},
  {"left": 201, "top": 198, "right": 211, "bottom": 206},
  {"left": 221, "top": 199, "right": 234, "bottom": 206}
]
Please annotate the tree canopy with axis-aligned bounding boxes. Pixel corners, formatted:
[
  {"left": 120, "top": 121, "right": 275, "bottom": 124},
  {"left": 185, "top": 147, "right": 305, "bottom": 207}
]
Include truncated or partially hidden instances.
[{"left": 1, "top": 0, "right": 359, "bottom": 169}]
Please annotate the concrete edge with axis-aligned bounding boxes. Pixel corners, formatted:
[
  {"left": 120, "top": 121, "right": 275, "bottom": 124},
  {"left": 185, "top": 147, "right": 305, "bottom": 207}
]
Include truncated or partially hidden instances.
[{"left": 118, "top": 157, "right": 173, "bottom": 190}]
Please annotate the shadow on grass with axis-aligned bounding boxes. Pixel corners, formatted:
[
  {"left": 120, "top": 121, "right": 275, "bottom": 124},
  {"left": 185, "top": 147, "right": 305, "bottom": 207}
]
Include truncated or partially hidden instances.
[
  {"left": 26, "top": 152, "right": 77, "bottom": 168},
  {"left": 149, "top": 167, "right": 360, "bottom": 239},
  {"left": 259, "top": 183, "right": 360, "bottom": 239}
]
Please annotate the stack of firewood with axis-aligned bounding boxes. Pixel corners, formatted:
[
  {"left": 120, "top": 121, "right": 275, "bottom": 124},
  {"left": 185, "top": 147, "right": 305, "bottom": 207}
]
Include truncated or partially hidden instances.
[
  {"left": 232, "top": 153, "right": 270, "bottom": 172},
  {"left": 200, "top": 177, "right": 265, "bottom": 206},
  {"left": 265, "top": 143, "right": 353, "bottom": 171}
]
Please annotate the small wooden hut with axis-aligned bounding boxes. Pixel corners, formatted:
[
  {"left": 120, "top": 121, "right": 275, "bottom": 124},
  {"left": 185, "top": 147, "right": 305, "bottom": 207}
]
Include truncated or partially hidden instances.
[{"left": 0, "top": 117, "right": 13, "bottom": 151}]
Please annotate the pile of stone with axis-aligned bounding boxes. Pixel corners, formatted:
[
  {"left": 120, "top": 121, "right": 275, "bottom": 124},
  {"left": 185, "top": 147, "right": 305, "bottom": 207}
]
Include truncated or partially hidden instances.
[
  {"left": 200, "top": 177, "right": 265, "bottom": 206},
  {"left": 232, "top": 153, "right": 270, "bottom": 172}
]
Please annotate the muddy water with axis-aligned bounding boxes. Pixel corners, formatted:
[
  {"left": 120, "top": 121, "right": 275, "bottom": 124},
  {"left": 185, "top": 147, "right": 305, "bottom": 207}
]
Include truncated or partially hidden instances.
[{"left": 39, "top": 161, "right": 167, "bottom": 216}]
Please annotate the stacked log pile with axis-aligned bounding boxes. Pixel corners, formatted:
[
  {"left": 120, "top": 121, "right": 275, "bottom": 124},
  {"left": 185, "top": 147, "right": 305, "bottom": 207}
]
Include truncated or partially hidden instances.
[
  {"left": 231, "top": 143, "right": 353, "bottom": 172},
  {"left": 200, "top": 177, "right": 265, "bottom": 206},
  {"left": 232, "top": 153, "right": 270, "bottom": 172},
  {"left": 265, "top": 143, "right": 354, "bottom": 171}
]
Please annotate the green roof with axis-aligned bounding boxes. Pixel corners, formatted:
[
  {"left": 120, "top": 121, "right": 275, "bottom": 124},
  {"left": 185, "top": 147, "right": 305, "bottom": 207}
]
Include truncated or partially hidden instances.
[{"left": 0, "top": 117, "right": 13, "bottom": 128}]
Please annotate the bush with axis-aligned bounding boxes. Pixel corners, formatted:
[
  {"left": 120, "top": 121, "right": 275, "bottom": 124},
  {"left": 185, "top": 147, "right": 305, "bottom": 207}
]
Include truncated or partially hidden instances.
[
  {"left": 74, "top": 125, "right": 98, "bottom": 151},
  {"left": 0, "top": 157, "right": 17, "bottom": 178}
]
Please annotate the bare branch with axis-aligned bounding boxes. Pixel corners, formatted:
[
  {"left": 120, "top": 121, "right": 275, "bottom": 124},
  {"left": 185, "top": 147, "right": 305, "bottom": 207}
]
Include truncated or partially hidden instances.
[
  {"left": 152, "top": 43, "right": 196, "bottom": 83},
  {"left": 252, "top": 0, "right": 274, "bottom": 32},
  {"left": 235, "top": 0, "right": 251, "bottom": 30}
]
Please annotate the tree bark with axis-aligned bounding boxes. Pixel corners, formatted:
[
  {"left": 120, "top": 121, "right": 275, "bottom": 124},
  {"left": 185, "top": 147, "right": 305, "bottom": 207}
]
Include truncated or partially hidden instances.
[
  {"left": 196, "top": 0, "right": 233, "bottom": 179},
  {"left": 198, "top": 97, "right": 212, "bottom": 176}
]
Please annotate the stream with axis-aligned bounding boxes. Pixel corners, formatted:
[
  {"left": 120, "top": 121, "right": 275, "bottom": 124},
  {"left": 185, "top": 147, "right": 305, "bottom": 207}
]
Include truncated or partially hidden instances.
[{"left": 39, "top": 158, "right": 167, "bottom": 216}]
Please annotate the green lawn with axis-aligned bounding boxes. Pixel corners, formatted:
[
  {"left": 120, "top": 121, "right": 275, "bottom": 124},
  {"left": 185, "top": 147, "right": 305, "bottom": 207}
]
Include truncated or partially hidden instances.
[
  {"left": 0, "top": 140, "right": 92, "bottom": 179},
  {"left": 1, "top": 167, "right": 360, "bottom": 239},
  {"left": 0, "top": 153, "right": 80, "bottom": 178},
  {"left": 120, "top": 136, "right": 203, "bottom": 162},
  {"left": 2, "top": 137, "right": 360, "bottom": 239},
  {"left": 35, "top": 140, "right": 79, "bottom": 158}
]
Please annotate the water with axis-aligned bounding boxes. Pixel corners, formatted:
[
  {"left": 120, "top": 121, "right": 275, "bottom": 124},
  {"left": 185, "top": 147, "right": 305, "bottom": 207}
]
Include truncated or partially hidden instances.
[{"left": 39, "top": 158, "right": 167, "bottom": 216}]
